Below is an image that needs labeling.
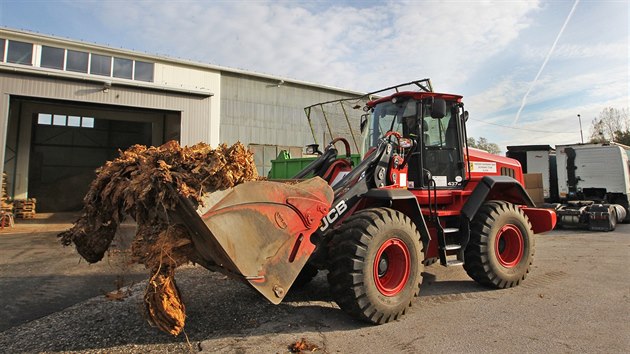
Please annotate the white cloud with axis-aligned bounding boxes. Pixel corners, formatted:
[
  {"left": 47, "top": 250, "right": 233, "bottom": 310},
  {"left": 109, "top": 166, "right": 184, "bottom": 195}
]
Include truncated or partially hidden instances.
[
  {"left": 465, "top": 62, "right": 628, "bottom": 125},
  {"left": 522, "top": 42, "right": 628, "bottom": 61},
  {"left": 466, "top": 77, "right": 526, "bottom": 117},
  {"left": 468, "top": 94, "right": 629, "bottom": 152},
  {"left": 9, "top": 0, "right": 626, "bottom": 151},
  {"left": 90, "top": 1, "right": 381, "bottom": 88},
  {"left": 85, "top": 0, "right": 540, "bottom": 92}
]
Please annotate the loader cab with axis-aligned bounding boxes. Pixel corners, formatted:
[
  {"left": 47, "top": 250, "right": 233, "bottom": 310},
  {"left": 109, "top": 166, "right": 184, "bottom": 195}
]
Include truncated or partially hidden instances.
[{"left": 362, "top": 93, "right": 467, "bottom": 190}]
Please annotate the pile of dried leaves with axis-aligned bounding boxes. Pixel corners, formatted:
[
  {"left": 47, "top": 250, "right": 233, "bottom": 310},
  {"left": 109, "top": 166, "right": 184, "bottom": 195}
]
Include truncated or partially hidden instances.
[
  {"left": 59, "top": 140, "right": 257, "bottom": 335},
  {"left": 289, "top": 338, "right": 320, "bottom": 353}
]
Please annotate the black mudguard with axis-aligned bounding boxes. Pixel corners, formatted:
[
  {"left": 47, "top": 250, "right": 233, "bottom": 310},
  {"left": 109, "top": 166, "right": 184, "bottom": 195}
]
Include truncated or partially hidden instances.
[{"left": 461, "top": 176, "right": 534, "bottom": 221}]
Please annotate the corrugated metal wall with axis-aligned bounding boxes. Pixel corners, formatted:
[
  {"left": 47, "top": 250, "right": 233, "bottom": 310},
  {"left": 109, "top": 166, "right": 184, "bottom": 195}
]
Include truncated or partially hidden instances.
[
  {"left": 0, "top": 71, "right": 215, "bottom": 186},
  {"left": 0, "top": 71, "right": 213, "bottom": 143},
  {"left": 220, "top": 72, "right": 364, "bottom": 175}
]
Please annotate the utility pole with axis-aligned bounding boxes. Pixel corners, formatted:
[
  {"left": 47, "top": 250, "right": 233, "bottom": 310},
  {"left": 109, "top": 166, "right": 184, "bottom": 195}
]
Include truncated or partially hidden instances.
[{"left": 577, "top": 114, "right": 584, "bottom": 143}]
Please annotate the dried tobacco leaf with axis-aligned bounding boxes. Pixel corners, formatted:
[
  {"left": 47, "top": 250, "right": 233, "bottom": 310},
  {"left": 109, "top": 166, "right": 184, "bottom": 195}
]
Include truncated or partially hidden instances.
[
  {"left": 289, "top": 338, "right": 319, "bottom": 353},
  {"left": 59, "top": 140, "right": 258, "bottom": 335},
  {"left": 145, "top": 267, "right": 185, "bottom": 336}
]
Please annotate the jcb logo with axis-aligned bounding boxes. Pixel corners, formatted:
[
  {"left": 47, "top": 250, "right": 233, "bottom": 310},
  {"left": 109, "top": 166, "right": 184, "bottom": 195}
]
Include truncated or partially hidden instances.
[{"left": 319, "top": 200, "right": 348, "bottom": 231}]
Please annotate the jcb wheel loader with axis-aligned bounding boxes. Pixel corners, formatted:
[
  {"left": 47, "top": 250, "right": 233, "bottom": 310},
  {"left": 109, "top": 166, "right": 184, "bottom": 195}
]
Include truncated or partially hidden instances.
[{"left": 171, "top": 79, "right": 556, "bottom": 324}]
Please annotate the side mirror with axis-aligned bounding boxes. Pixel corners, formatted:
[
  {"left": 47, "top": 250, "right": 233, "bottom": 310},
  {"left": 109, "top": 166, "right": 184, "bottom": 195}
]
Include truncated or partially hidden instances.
[
  {"left": 463, "top": 111, "right": 469, "bottom": 122},
  {"left": 360, "top": 114, "right": 368, "bottom": 133},
  {"left": 431, "top": 98, "right": 446, "bottom": 119}
]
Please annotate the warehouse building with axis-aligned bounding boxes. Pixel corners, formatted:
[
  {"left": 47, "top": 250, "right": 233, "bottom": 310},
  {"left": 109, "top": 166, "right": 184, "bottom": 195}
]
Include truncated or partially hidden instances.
[{"left": 0, "top": 28, "right": 365, "bottom": 212}]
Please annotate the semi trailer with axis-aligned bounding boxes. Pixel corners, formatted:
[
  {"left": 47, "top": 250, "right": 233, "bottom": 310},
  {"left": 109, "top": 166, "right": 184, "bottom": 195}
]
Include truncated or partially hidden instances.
[{"left": 507, "top": 143, "right": 630, "bottom": 231}]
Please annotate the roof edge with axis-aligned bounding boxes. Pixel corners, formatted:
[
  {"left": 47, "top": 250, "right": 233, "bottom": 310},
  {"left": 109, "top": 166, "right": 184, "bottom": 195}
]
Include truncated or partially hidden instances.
[{"left": 0, "top": 27, "right": 365, "bottom": 96}]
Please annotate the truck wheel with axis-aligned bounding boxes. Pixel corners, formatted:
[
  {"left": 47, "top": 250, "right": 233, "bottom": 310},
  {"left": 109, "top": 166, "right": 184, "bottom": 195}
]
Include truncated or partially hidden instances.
[
  {"left": 327, "top": 207, "right": 423, "bottom": 324},
  {"left": 588, "top": 205, "right": 617, "bottom": 231},
  {"left": 608, "top": 210, "right": 617, "bottom": 231},
  {"left": 464, "top": 201, "right": 535, "bottom": 288}
]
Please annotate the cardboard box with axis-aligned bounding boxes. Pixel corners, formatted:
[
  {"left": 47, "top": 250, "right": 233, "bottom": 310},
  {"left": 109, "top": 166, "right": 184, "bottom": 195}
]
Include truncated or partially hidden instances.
[
  {"left": 523, "top": 173, "right": 543, "bottom": 189},
  {"left": 526, "top": 187, "right": 545, "bottom": 206}
]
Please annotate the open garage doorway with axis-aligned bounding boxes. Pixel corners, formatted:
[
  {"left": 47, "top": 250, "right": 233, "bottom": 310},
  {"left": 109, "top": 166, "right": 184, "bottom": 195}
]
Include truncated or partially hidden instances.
[{"left": 4, "top": 97, "right": 181, "bottom": 212}]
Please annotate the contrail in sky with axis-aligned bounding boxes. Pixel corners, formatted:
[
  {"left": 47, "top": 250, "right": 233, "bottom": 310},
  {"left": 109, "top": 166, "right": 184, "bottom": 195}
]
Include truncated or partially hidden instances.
[{"left": 513, "top": 0, "right": 580, "bottom": 125}]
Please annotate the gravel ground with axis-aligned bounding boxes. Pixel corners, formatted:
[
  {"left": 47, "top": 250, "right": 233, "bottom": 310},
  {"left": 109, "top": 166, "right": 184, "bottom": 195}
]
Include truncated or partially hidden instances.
[
  {"left": 0, "top": 217, "right": 629, "bottom": 354},
  {"left": 0, "top": 266, "right": 347, "bottom": 353}
]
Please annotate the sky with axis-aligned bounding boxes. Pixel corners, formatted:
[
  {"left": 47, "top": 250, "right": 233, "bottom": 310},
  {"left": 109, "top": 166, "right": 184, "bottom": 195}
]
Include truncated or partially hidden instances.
[{"left": 0, "top": 0, "right": 628, "bottom": 152}]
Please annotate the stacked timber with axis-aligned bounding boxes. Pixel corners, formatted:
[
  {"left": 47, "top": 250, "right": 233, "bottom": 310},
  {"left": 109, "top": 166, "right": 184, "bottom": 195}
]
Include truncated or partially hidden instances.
[
  {"left": 1, "top": 173, "right": 14, "bottom": 228},
  {"left": 1, "top": 173, "right": 12, "bottom": 213},
  {"left": 14, "top": 198, "right": 36, "bottom": 219}
]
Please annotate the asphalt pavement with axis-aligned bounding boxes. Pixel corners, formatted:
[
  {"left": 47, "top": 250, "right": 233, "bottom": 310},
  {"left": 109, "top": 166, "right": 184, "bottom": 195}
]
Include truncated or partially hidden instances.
[{"left": 0, "top": 215, "right": 628, "bottom": 353}]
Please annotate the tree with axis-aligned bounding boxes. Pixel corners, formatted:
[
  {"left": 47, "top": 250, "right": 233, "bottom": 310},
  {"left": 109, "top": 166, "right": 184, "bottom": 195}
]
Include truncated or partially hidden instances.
[
  {"left": 589, "top": 107, "right": 629, "bottom": 144},
  {"left": 467, "top": 136, "right": 501, "bottom": 155},
  {"left": 614, "top": 130, "right": 630, "bottom": 146}
]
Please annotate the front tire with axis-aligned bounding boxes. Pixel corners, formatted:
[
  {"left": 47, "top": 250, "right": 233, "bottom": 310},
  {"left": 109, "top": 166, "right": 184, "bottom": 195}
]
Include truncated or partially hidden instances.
[
  {"left": 464, "top": 201, "right": 535, "bottom": 288},
  {"left": 327, "top": 208, "right": 423, "bottom": 324}
]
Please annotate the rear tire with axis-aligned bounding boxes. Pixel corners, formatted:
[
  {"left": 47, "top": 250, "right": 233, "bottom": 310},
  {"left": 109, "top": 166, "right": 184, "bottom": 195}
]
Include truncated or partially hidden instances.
[
  {"left": 327, "top": 208, "right": 423, "bottom": 324},
  {"left": 464, "top": 201, "right": 535, "bottom": 288},
  {"left": 588, "top": 205, "right": 617, "bottom": 231},
  {"left": 608, "top": 210, "right": 617, "bottom": 231}
]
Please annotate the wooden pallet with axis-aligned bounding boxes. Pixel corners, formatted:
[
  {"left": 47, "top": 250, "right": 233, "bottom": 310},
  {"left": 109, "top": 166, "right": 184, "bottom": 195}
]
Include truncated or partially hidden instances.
[
  {"left": 1, "top": 174, "right": 11, "bottom": 214},
  {"left": 1, "top": 173, "right": 8, "bottom": 205},
  {"left": 1, "top": 174, "right": 16, "bottom": 226},
  {"left": 13, "top": 198, "right": 36, "bottom": 219}
]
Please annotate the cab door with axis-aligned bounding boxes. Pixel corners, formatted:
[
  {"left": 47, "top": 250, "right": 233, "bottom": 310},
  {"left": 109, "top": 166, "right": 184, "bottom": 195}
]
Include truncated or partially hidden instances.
[{"left": 419, "top": 101, "right": 466, "bottom": 189}]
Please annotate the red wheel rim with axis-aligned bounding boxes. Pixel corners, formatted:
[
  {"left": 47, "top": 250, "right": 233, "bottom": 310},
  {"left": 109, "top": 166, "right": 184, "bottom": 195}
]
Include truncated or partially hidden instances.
[
  {"left": 373, "top": 238, "right": 410, "bottom": 296},
  {"left": 495, "top": 224, "right": 524, "bottom": 268}
]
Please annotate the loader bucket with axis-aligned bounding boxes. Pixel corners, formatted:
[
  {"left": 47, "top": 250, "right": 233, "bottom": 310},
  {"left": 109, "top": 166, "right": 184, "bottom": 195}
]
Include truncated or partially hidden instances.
[{"left": 173, "top": 177, "right": 333, "bottom": 304}]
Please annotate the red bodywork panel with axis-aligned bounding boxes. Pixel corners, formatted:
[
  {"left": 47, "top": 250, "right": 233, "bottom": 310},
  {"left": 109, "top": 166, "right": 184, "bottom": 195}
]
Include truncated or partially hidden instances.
[
  {"left": 322, "top": 159, "right": 353, "bottom": 184},
  {"left": 361, "top": 91, "right": 556, "bottom": 262},
  {"left": 368, "top": 91, "right": 463, "bottom": 107},
  {"left": 381, "top": 142, "right": 553, "bottom": 261},
  {"left": 467, "top": 147, "right": 525, "bottom": 185},
  {"left": 521, "top": 207, "right": 557, "bottom": 234}
]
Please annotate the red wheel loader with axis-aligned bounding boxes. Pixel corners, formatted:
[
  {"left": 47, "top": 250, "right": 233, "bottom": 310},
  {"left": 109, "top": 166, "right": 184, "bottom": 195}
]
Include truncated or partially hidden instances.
[{"left": 171, "top": 79, "right": 556, "bottom": 324}]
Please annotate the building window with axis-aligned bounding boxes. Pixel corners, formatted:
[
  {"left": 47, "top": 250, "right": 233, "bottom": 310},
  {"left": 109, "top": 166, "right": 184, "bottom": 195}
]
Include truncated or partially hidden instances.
[
  {"left": 134, "top": 60, "right": 154, "bottom": 82},
  {"left": 37, "top": 113, "right": 52, "bottom": 125},
  {"left": 66, "top": 49, "right": 89, "bottom": 73},
  {"left": 67, "top": 115, "right": 81, "bottom": 127},
  {"left": 82, "top": 117, "right": 95, "bottom": 128},
  {"left": 40, "top": 45, "right": 65, "bottom": 70},
  {"left": 0, "top": 39, "right": 5, "bottom": 62},
  {"left": 90, "top": 54, "right": 111, "bottom": 76},
  {"left": 113, "top": 57, "right": 132, "bottom": 79},
  {"left": 7, "top": 40, "right": 33, "bottom": 65},
  {"left": 5, "top": 40, "right": 158, "bottom": 84},
  {"left": 53, "top": 114, "right": 67, "bottom": 126},
  {"left": 37, "top": 113, "right": 95, "bottom": 128}
]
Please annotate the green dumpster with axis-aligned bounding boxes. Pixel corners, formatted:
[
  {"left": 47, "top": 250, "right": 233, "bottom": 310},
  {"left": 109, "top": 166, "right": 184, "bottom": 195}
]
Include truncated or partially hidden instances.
[{"left": 268, "top": 151, "right": 361, "bottom": 179}]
